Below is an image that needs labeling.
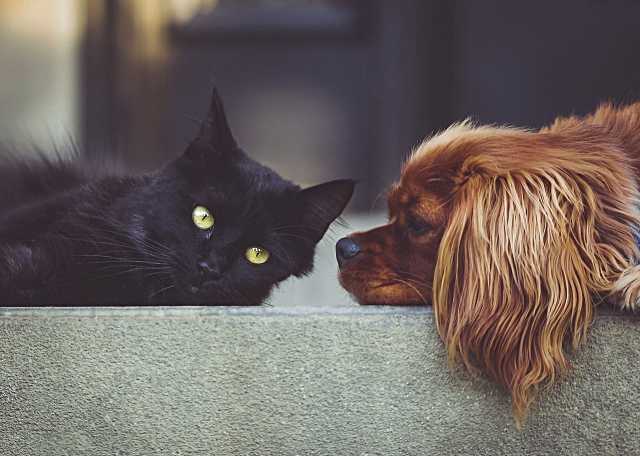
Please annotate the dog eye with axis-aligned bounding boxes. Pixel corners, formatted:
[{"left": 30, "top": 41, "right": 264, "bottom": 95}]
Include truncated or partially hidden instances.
[{"left": 407, "top": 217, "right": 431, "bottom": 235}]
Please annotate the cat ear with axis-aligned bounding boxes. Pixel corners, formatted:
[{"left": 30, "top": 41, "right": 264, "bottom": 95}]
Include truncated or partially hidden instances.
[
  {"left": 297, "top": 179, "right": 356, "bottom": 242},
  {"left": 183, "top": 86, "right": 239, "bottom": 165}
]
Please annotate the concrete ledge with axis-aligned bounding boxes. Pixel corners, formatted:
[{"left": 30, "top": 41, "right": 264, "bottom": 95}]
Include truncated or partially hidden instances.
[{"left": 1, "top": 306, "right": 638, "bottom": 455}]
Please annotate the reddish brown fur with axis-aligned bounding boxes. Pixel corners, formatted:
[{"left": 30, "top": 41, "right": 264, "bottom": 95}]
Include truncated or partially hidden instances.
[{"left": 339, "top": 102, "right": 640, "bottom": 426}]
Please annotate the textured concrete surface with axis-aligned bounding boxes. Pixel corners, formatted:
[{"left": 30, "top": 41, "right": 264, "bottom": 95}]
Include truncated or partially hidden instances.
[{"left": 0, "top": 306, "right": 639, "bottom": 456}]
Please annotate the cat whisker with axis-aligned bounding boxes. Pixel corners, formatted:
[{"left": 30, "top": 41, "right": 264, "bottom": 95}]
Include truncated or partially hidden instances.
[
  {"left": 141, "top": 271, "right": 173, "bottom": 280},
  {"left": 78, "top": 255, "right": 171, "bottom": 268},
  {"left": 148, "top": 283, "right": 176, "bottom": 300}
]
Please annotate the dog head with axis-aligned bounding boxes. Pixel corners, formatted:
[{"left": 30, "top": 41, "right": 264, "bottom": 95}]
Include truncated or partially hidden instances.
[{"left": 338, "top": 110, "right": 640, "bottom": 424}]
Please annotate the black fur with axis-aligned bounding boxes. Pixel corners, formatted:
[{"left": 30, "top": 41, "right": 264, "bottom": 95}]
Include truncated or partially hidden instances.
[{"left": 0, "top": 88, "right": 354, "bottom": 305}]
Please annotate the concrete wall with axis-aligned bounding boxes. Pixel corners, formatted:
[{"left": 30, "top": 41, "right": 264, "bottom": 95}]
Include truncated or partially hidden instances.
[{"left": 1, "top": 306, "right": 638, "bottom": 456}]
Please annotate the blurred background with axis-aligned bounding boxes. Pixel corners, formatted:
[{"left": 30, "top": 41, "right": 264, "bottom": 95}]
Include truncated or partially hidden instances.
[{"left": 1, "top": 0, "right": 640, "bottom": 305}]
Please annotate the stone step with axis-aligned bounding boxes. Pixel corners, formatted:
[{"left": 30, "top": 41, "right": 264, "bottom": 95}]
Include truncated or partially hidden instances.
[{"left": 1, "top": 306, "right": 638, "bottom": 456}]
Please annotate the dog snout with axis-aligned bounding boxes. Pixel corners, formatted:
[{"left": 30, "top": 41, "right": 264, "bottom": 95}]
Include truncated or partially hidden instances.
[{"left": 336, "top": 237, "right": 361, "bottom": 268}]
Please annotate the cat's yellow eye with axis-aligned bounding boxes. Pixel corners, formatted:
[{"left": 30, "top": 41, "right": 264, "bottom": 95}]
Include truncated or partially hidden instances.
[
  {"left": 245, "top": 246, "right": 270, "bottom": 265},
  {"left": 192, "top": 205, "right": 215, "bottom": 230}
]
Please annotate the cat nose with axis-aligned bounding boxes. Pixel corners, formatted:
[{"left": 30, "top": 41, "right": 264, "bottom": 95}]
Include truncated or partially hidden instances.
[
  {"left": 197, "top": 261, "right": 221, "bottom": 279},
  {"left": 336, "top": 237, "right": 360, "bottom": 268}
]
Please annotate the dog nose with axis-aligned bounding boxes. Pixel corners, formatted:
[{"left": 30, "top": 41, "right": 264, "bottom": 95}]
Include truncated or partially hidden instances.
[{"left": 336, "top": 237, "right": 361, "bottom": 267}]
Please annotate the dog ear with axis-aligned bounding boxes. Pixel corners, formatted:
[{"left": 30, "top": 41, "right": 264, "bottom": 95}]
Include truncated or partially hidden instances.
[{"left": 431, "top": 134, "right": 640, "bottom": 426}]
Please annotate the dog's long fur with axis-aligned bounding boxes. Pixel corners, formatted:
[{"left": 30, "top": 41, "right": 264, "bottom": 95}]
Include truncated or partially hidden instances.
[{"left": 339, "top": 102, "right": 640, "bottom": 425}]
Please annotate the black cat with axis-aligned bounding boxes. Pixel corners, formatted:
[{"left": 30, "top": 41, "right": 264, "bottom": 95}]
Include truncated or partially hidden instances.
[{"left": 0, "top": 88, "right": 354, "bottom": 305}]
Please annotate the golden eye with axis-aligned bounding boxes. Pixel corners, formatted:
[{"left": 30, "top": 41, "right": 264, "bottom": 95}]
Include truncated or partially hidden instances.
[
  {"left": 192, "top": 205, "right": 214, "bottom": 230},
  {"left": 245, "top": 246, "right": 270, "bottom": 265}
]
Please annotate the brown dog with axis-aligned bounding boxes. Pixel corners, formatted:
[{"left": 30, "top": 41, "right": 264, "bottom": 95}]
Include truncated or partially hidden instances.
[{"left": 337, "top": 102, "right": 640, "bottom": 424}]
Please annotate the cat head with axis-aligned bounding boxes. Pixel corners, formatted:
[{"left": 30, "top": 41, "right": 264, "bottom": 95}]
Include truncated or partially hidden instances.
[{"left": 140, "top": 88, "right": 354, "bottom": 304}]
